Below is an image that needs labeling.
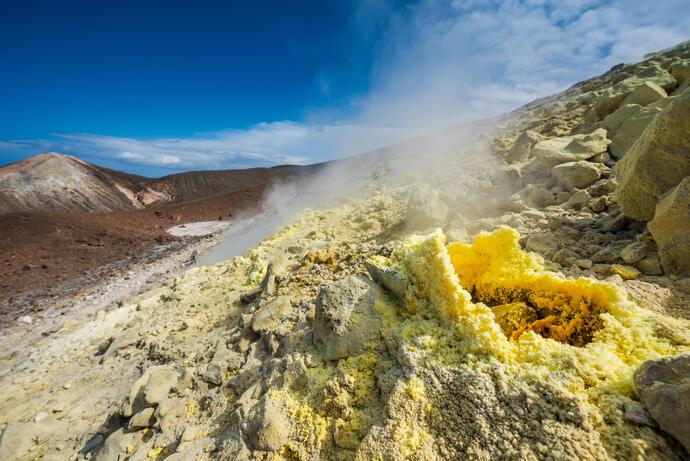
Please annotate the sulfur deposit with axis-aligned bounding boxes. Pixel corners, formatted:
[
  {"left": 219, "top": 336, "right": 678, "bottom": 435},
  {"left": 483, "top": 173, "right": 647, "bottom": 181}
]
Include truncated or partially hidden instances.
[{"left": 3, "top": 41, "right": 690, "bottom": 461}]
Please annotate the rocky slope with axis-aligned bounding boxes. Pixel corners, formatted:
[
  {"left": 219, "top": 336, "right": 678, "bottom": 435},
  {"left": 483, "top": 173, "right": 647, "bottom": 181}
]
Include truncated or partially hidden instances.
[
  {"left": 2, "top": 42, "right": 690, "bottom": 460},
  {"left": 0, "top": 153, "right": 168, "bottom": 213},
  {"left": 0, "top": 153, "right": 318, "bottom": 214}
]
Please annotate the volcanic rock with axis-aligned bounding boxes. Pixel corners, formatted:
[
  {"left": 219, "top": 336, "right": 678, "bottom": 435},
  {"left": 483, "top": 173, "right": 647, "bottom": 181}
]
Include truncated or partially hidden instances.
[
  {"left": 648, "top": 177, "right": 690, "bottom": 274},
  {"left": 616, "top": 86, "right": 690, "bottom": 221},
  {"left": 313, "top": 275, "right": 381, "bottom": 360},
  {"left": 634, "top": 354, "right": 690, "bottom": 451},
  {"left": 551, "top": 161, "right": 601, "bottom": 189}
]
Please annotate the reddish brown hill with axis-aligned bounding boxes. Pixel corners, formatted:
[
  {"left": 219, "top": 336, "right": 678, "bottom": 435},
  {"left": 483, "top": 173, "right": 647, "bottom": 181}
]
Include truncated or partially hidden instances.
[{"left": 0, "top": 152, "right": 325, "bottom": 214}]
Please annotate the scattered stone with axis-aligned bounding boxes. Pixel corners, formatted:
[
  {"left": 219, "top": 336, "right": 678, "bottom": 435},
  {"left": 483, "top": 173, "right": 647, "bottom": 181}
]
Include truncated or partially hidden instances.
[
  {"left": 525, "top": 232, "right": 558, "bottom": 257},
  {"left": 93, "top": 427, "right": 140, "bottom": 461},
  {"left": 313, "top": 275, "right": 382, "bottom": 360},
  {"left": 636, "top": 252, "right": 664, "bottom": 275},
  {"left": 507, "top": 130, "right": 542, "bottom": 163},
  {"left": 610, "top": 264, "right": 640, "bottom": 280},
  {"left": 129, "top": 407, "right": 156, "bottom": 430},
  {"left": 144, "top": 368, "right": 180, "bottom": 406},
  {"left": 251, "top": 295, "right": 292, "bottom": 333},
  {"left": 246, "top": 398, "right": 291, "bottom": 452},
  {"left": 552, "top": 161, "right": 601, "bottom": 189},
  {"left": 565, "top": 190, "right": 591, "bottom": 209},
  {"left": 619, "top": 241, "right": 652, "bottom": 264},
  {"left": 18, "top": 315, "right": 32, "bottom": 324},
  {"left": 587, "top": 64, "right": 676, "bottom": 120},
  {"left": 365, "top": 261, "right": 410, "bottom": 301},
  {"left": 623, "top": 401, "right": 657, "bottom": 427},
  {"left": 616, "top": 86, "right": 690, "bottom": 221},
  {"left": 648, "top": 177, "right": 690, "bottom": 274},
  {"left": 533, "top": 129, "right": 610, "bottom": 167},
  {"left": 621, "top": 81, "right": 667, "bottom": 107},
  {"left": 669, "top": 59, "right": 690, "bottom": 84},
  {"left": 202, "top": 363, "right": 223, "bottom": 386},
  {"left": 240, "top": 287, "right": 262, "bottom": 305},
  {"left": 633, "top": 354, "right": 690, "bottom": 451}
]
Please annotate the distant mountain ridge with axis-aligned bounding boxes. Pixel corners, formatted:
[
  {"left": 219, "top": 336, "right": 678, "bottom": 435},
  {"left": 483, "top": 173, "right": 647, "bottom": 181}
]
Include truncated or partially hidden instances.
[{"left": 0, "top": 152, "right": 317, "bottom": 214}]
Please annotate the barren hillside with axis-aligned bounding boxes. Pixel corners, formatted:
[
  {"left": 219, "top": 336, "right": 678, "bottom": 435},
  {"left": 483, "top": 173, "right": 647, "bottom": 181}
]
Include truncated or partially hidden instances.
[{"left": 1, "top": 41, "right": 690, "bottom": 461}]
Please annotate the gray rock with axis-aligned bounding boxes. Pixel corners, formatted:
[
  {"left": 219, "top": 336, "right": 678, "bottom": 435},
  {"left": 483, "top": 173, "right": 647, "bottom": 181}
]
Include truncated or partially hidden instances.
[
  {"left": 623, "top": 401, "right": 657, "bottom": 427},
  {"left": 551, "top": 161, "right": 601, "bottom": 189},
  {"left": 648, "top": 177, "right": 690, "bottom": 275},
  {"left": 635, "top": 252, "right": 664, "bottom": 275},
  {"left": 525, "top": 232, "right": 559, "bottom": 257},
  {"left": 633, "top": 354, "right": 690, "bottom": 451},
  {"left": 251, "top": 295, "right": 292, "bottom": 333},
  {"left": 670, "top": 59, "right": 690, "bottom": 84},
  {"left": 621, "top": 81, "right": 667, "bottom": 107},
  {"left": 313, "top": 275, "right": 382, "bottom": 360},
  {"left": 93, "top": 428, "right": 140, "bottom": 461},
  {"left": 246, "top": 398, "right": 291, "bottom": 452},
  {"left": 507, "top": 130, "right": 542, "bottom": 163},
  {"left": 533, "top": 129, "right": 610, "bottom": 167},
  {"left": 565, "top": 190, "right": 591, "bottom": 209},
  {"left": 128, "top": 407, "right": 156, "bottom": 430},
  {"left": 616, "top": 86, "right": 690, "bottom": 221},
  {"left": 608, "top": 105, "right": 662, "bottom": 158},
  {"left": 144, "top": 368, "right": 180, "bottom": 406},
  {"left": 619, "top": 241, "right": 653, "bottom": 264},
  {"left": 202, "top": 363, "right": 223, "bottom": 386},
  {"left": 365, "top": 261, "right": 409, "bottom": 301},
  {"left": 406, "top": 185, "right": 448, "bottom": 229}
]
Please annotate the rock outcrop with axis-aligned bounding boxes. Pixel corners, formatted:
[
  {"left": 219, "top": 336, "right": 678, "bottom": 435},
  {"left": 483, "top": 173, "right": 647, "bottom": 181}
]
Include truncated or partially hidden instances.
[
  {"left": 533, "top": 128, "right": 610, "bottom": 167},
  {"left": 313, "top": 275, "right": 382, "bottom": 360},
  {"left": 552, "top": 161, "right": 601, "bottom": 189},
  {"left": 615, "top": 86, "right": 690, "bottom": 221},
  {"left": 634, "top": 354, "right": 690, "bottom": 452},
  {"left": 648, "top": 177, "right": 690, "bottom": 275}
]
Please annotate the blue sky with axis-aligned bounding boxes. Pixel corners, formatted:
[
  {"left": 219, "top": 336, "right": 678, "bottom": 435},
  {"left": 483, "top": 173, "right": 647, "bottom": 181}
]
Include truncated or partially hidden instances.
[{"left": 1, "top": 0, "right": 688, "bottom": 176}]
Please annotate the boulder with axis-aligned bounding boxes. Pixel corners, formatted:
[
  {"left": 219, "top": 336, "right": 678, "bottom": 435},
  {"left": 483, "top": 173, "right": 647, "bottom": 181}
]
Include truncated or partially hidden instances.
[
  {"left": 565, "top": 190, "right": 591, "bottom": 209},
  {"left": 633, "top": 354, "right": 690, "bottom": 451},
  {"left": 94, "top": 428, "right": 140, "bottom": 461},
  {"left": 635, "top": 252, "right": 663, "bottom": 275},
  {"left": 533, "top": 129, "right": 610, "bottom": 167},
  {"left": 128, "top": 407, "right": 156, "bottom": 430},
  {"left": 551, "top": 161, "right": 601, "bottom": 189},
  {"left": 648, "top": 177, "right": 690, "bottom": 275},
  {"left": 246, "top": 398, "right": 291, "bottom": 452},
  {"left": 251, "top": 295, "right": 292, "bottom": 333},
  {"left": 405, "top": 185, "right": 448, "bottom": 229},
  {"left": 621, "top": 81, "right": 667, "bottom": 107},
  {"left": 525, "top": 232, "right": 558, "bottom": 257},
  {"left": 615, "top": 86, "right": 690, "bottom": 221},
  {"left": 619, "top": 241, "right": 653, "bottom": 264},
  {"left": 507, "top": 130, "right": 542, "bottom": 163},
  {"left": 313, "top": 275, "right": 381, "bottom": 360},
  {"left": 670, "top": 59, "right": 690, "bottom": 84},
  {"left": 365, "top": 261, "right": 409, "bottom": 301},
  {"left": 143, "top": 368, "right": 180, "bottom": 406},
  {"left": 587, "top": 63, "right": 676, "bottom": 120},
  {"left": 608, "top": 106, "right": 662, "bottom": 158}
]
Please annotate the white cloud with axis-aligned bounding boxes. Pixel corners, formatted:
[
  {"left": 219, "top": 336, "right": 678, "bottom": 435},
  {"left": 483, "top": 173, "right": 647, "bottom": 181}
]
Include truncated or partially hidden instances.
[
  {"left": 4, "top": 0, "right": 688, "bottom": 174},
  {"left": 354, "top": 0, "right": 689, "bottom": 131}
]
